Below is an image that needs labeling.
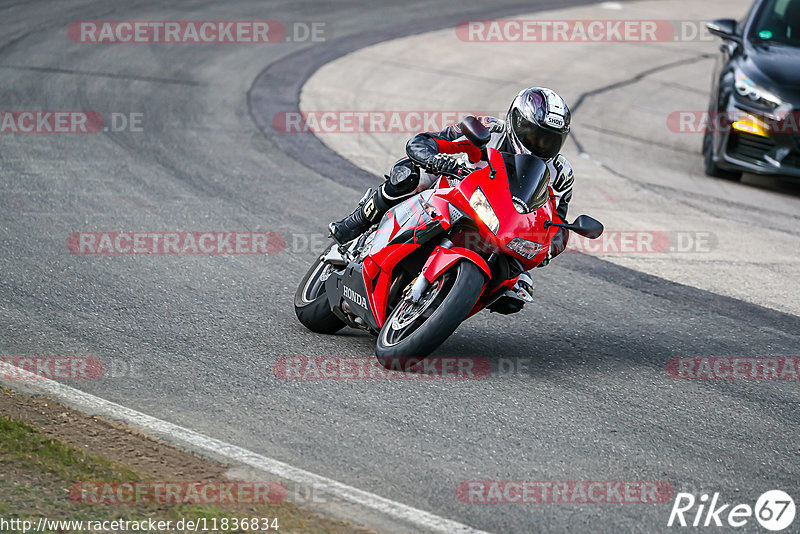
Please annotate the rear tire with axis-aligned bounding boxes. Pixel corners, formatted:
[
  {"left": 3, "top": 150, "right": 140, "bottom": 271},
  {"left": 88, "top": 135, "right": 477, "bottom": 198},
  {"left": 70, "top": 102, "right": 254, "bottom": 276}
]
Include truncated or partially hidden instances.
[
  {"left": 294, "top": 246, "right": 345, "bottom": 334},
  {"left": 375, "top": 261, "right": 484, "bottom": 365}
]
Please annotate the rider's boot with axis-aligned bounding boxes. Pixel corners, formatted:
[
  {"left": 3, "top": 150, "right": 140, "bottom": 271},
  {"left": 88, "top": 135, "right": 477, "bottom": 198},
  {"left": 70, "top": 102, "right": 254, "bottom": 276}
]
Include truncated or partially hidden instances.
[
  {"left": 329, "top": 161, "right": 421, "bottom": 245},
  {"left": 328, "top": 186, "right": 391, "bottom": 245},
  {"left": 513, "top": 272, "right": 535, "bottom": 302}
]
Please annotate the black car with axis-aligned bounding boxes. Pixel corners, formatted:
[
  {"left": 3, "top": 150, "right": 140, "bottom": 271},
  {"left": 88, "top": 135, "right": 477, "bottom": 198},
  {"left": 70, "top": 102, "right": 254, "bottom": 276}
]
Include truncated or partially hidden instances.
[{"left": 704, "top": 0, "right": 800, "bottom": 181}]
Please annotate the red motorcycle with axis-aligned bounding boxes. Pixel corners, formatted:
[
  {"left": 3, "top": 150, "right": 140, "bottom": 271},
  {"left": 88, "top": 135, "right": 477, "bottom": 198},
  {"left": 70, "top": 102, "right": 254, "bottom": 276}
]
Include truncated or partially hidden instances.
[{"left": 295, "top": 117, "right": 603, "bottom": 365}]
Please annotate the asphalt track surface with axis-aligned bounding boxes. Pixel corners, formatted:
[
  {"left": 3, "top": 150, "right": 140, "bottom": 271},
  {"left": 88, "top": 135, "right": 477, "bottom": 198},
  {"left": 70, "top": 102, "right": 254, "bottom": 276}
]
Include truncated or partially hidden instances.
[{"left": 1, "top": 1, "right": 799, "bottom": 533}]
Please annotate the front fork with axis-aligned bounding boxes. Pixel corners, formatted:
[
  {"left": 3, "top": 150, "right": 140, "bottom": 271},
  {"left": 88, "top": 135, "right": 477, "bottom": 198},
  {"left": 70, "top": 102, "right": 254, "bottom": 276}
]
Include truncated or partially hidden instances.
[{"left": 406, "top": 238, "right": 454, "bottom": 303}]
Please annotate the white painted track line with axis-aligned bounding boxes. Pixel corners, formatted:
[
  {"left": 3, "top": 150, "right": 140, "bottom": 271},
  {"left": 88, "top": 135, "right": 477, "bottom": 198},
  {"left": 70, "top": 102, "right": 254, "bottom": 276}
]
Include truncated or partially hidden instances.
[{"left": 1, "top": 366, "right": 491, "bottom": 534}]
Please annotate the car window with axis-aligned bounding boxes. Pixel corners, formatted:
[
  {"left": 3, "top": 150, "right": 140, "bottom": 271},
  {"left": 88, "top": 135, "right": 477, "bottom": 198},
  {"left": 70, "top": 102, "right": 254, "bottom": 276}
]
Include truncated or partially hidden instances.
[{"left": 751, "top": 0, "right": 800, "bottom": 46}]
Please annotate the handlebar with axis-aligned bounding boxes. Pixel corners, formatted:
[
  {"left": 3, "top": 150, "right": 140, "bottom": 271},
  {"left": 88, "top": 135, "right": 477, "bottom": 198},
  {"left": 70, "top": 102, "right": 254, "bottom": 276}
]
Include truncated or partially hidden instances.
[{"left": 433, "top": 165, "right": 472, "bottom": 180}]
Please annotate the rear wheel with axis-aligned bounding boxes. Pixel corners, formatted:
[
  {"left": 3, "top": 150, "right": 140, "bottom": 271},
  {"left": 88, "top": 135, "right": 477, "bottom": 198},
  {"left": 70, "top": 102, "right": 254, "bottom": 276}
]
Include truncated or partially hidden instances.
[
  {"left": 294, "top": 246, "right": 345, "bottom": 334},
  {"left": 375, "top": 261, "right": 485, "bottom": 365}
]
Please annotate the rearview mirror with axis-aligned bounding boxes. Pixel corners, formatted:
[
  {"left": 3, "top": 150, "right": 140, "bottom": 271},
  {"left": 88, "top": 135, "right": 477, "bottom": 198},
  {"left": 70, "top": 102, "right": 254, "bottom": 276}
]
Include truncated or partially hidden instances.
[
  {"left": 568, "top": 215, "right": 604, "bottom": 239},
  {"left": 460, "top": 116, "right": 491, "bottom": 149},
  {"left": 707, "top": 19, "right": 741, "bottom": 42}
]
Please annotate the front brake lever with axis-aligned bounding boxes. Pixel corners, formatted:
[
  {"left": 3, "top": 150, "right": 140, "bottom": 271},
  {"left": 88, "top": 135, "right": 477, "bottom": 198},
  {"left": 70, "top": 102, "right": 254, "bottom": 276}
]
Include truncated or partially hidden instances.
[{"left": 439, "top": 166, "right": 472, "bottom": 180}]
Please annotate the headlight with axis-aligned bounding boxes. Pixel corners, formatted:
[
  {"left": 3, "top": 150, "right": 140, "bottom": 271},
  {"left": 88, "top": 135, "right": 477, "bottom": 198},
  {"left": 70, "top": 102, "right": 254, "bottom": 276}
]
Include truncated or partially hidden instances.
[
  {"left": 469, "top": 187, "right": 500, "bottom": 234},
  {"left": 507, "top": 238, "right": 542, "bottom": 260},
  {"left": 735, "top": 70, "right": 783, "bottom": 109}
]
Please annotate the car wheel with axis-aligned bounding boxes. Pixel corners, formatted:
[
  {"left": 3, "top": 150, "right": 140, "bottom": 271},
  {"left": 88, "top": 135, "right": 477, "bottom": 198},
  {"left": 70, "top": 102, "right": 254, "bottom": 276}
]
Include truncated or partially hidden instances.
[{"left": 703, "top": 128, "right": 742, "bottom": 181}]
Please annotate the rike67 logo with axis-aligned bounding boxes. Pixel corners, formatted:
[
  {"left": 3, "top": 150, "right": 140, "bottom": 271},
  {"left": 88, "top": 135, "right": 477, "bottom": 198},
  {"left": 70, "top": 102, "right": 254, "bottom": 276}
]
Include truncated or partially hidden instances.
[{"left": 668, "top": 490, "right": 795, "bottom": 531}]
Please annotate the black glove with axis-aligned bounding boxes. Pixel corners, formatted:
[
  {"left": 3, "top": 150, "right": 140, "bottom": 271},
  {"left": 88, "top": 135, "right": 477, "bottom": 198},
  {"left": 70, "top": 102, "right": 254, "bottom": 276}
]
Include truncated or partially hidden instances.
[
  {"left": 537, "top": 227, "right": 569, "bottom": 267},
  {"left": 425, "top": 153, "right": 462, "bottom": 175}
]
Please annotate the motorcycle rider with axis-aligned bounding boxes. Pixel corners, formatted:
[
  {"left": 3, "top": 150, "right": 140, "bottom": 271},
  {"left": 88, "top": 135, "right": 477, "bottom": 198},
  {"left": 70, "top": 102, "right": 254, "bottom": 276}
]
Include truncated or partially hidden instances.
[{"left": 329, "top": 87, "right": 575, "bottom": 298}]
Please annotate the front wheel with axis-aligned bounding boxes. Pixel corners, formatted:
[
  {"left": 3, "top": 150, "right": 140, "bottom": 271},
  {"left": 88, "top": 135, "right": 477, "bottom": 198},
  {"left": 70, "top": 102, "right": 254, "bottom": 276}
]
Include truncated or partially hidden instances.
[
  {"left": 703, "top": 129, "right": 741, "bottom": 181},
  {"left": 702, "top": 93, "right": 742, "bottom": 181},
  {"left": 376, "top": 261, "right": 485, "bottom": 365},
  {"left": 294, "top": 245, "right": 345, "bottom": 334}
]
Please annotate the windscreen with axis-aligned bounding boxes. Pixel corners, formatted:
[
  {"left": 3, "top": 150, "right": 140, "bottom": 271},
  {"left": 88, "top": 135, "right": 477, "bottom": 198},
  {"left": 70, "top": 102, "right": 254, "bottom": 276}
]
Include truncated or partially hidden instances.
[
  {"left": 751, "top": 0, "right": 800, "bottom": 47},
  {"left": 501, "top": 153, "right": 551, "bottom": 213}
]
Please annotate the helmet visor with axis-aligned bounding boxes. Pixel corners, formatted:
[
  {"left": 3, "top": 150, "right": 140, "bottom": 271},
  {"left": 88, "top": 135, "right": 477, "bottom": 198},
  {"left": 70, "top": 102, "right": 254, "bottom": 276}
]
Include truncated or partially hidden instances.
[{"left": 511, "top": 108, "right": 566, "bottom": 159}]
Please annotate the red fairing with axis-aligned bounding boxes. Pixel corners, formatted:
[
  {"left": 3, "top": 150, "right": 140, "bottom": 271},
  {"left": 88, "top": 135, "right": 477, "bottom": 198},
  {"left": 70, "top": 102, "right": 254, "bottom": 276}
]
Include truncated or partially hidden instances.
[
  {"left": 366, "top": 267, "right": 392, "bottom": 325},
  {"left": 446, "top": 149, "right": 559, "bottom": 270},
  {"left": 362, "top": 146, "right": 563, "bottom": 327},
  {"left": 422, "top": 246, "right": 491, "bottom": 283}
]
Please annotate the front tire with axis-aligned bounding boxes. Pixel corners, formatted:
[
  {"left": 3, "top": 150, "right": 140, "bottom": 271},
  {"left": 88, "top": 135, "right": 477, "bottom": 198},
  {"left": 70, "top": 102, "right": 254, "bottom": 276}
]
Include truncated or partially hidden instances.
[
  {"left": 376, "top": 261, "right": 485, "bottom": 365},
  {"left": 703, "top": 129, "right": 742, "bottom": 181},
  {"left": 294, "top": 246, "right": 345, "bottom": 334},
  {"left": 703, "top": 89, "right": 742, "bottom": 181}
]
